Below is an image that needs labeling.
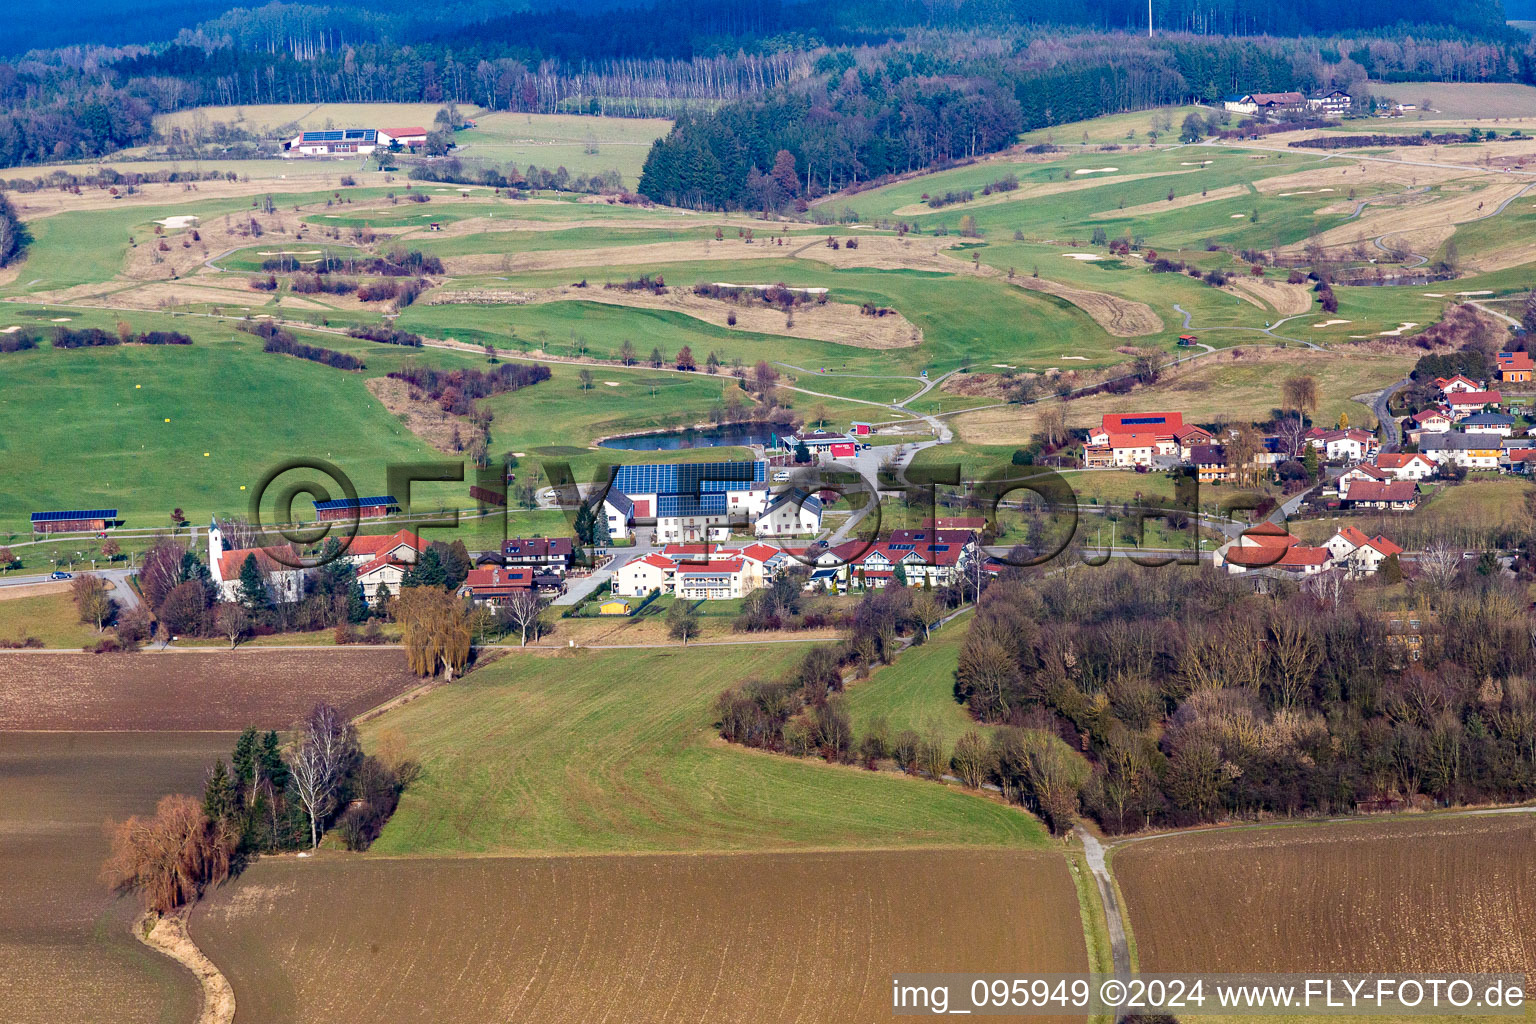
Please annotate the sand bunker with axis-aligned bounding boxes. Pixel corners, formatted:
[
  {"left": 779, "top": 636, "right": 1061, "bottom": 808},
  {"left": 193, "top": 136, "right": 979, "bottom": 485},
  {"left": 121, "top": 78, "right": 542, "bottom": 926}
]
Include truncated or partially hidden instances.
[
  {"left": 1059, "top": 355, "right": 1089, "bottom": 360},
  {"left": 1313, "top": 319, "right": 1352, "bottom": 327},
  {"left": 604, "top": 381, "right": 621, "bottom": 387},
  {"left": 0, "top": 325, "right": 19, "bottom": 333},
  {"left": 1063, "top": 253, "right": 1104, "bottom": 261},
  {"left": 1379, "top": 322, "right": 1420, "bottom": 337},
  {"left": 1074, "top": 167, "right": 1119, "bottom": 175},
  {"left": 1457, "top": 290, "right": 1494, "bottom": 296},
  {"left": 1180, "top": 161, "right": 1214, "bottom": 166},
  {"left": 256, "top": 250, "right": 322, "bottom": 256},
  {"left": 1276, "top": 189, "right": 1336, "bottom": 197},
  {"left": 1230, "top": 214, "right": 1246, "bottom": 218},
  {"left": 50, "top": 317, "right": 70, "bottom": 322},
  {"left": 155, "top": 215, "right": 200, "bottom": 229},
  {"left": 1423, "top": 293, "right": 1446, "bottom": 297}
]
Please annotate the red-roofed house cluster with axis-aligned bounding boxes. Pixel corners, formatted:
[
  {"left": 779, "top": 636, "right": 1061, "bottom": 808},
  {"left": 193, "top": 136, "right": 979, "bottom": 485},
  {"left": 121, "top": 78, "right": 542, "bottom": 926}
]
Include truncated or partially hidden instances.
[{"left": 1214, "top": 522, "right": 1401, "bottom": 578}]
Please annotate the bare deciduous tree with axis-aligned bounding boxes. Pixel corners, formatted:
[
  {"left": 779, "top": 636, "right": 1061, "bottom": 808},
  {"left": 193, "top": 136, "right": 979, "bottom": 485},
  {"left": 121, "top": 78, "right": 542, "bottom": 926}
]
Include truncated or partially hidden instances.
[
  {"left": 500, "top": 590, "right": 543, "bottom": 646},
  {"left": 215, "top": 603, "right": 251, "bottom": 649},
  {"left": 287, "top": 703, "right": 359, "bottom": 849},
  {"left": 1417, "top": 542, "right": 1462, "bottom": 592}
]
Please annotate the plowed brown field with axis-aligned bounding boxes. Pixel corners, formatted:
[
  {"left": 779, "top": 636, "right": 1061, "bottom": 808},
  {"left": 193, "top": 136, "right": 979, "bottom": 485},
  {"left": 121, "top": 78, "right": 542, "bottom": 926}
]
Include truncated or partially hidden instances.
[
  {"left": 0, "top": 731, "right": 234, "bottom": 1024},
  {"left": 0, "top": 649, "right": 420, "bottom": 730},
  {"left": 194, "top": 848, "right": 1087, "bottom": 1024},
  {"left": 1115, "top": 813, "right": 1536, "bottom": 977}
]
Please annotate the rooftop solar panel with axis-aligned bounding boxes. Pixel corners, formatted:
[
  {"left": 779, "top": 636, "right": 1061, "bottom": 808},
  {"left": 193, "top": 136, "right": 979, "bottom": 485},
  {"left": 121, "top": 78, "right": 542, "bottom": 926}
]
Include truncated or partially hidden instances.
[
  {"left": 312, "top": 495, "right": 399, "bottom": 511},
  {"left": 31, "top": 509, "right": 118, "bottom": 522}
]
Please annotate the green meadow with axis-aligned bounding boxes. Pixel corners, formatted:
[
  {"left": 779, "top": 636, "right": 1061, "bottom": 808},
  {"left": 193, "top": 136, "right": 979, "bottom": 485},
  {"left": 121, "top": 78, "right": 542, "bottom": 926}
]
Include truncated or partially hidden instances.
[{"left": 365, "top": 643, "right": 1048, "bottom": 854}]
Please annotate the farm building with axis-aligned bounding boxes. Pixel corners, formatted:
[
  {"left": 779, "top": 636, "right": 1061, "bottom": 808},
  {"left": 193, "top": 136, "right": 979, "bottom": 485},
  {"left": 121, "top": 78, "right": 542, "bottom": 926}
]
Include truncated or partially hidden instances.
[
  {"left": 385, "top": 126, "right": 429, "bottom": 149},
  {"left": 1224, "top": 91, "right": 1307, "bottom": 116},
  {"left": 1307, "top": 90, "right": 1353, "bottom": 115},
  {"left": 282, "top": 128, "right": 385, "bottom": 157},
  {"left": 1340, "top": 480, "right": 1420, "bottom": 511},
  {"left": 30, "top": 508, "right": 116, "bottom": 534},
  {"left": 312, "top": 495, "right": 400, "bottom": 522},
  {"left": 611, "top": 542, "right": 790, "bottom": 599}
]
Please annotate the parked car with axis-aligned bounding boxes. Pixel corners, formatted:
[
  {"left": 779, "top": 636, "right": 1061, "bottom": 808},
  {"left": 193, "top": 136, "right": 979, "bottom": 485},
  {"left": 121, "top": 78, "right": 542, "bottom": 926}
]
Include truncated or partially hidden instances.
[
  {"left": 772, "top": 470, "right": 792, "bottom": 482},
  {"left": 50, "top": 571, "right": 73, "bottom": 580}
]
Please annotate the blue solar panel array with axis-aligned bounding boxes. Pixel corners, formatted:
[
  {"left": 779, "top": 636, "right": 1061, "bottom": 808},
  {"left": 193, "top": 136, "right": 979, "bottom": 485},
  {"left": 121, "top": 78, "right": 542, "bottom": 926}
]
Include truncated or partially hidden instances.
[
  {"left": 312, "top": 495, "right": 398, "bottom": 511},
  {"left": 31, "top": 509, "right": 117, "bottom": 523},
  {"left": 1117, "top": 415, "right": 1173, "bottom": 426},
  {"left": 611, "top": 461, "right": 764, "bottom": 495},
  {"left": 300, "top": 129, "right": 377, "bottom": 143},
  {"left": 656, "top": 493, "right": 728, "bottom": 517}
]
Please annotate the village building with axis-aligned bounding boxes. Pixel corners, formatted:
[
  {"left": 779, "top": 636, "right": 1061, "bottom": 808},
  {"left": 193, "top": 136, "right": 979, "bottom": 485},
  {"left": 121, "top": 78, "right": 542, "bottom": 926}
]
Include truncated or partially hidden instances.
[
  {"left": 1497, "top": 351, "right": 1535, "bottom": 383},
  {"left": 1433, "top": 375, "right": 1484, "bottom": 396},
  {"left": 1340, "top": 479, "right": 1420, "bottom": 511},
  {"left": 1373, "top": 452, "right": 1438, "bottom": 481},
  {"left": 598, "top": 461, "right": 772, "bottom": 542},
  {"left": 1174, "top": 424, "right": 1216, "bottom": 459},
  {"left": 1410, "top": 408, "right": 1453, "bottom": 433},
  {"left": 1223, "top": 91, "right": 1307, "bottom": 116},
  {"left": 343, "top": 530, "right": 424, "bottom": 598},
  {"left": 31, "top": 508, "right": 116, "bottom": 534},
  {"left": 499, "top": 536, "right": 575, "bottom": 574},
  {"left": 456, "top": 566, "right": 562, "bottom": 604},
  {"left": 1305, "top": 427, "right": 1375, "bottom": 463},
  {"left": 1457, "top": 411, "right": 1517, "bottom": 436},
  {"left": 754, "top": 488, "right": 824, "bottom": 537},
  {"left": 1336, "top": 463, "right": 1390, "bottom": 499},
  {"left": 1447, "top": 390, "right": 1502, "bottom": 419},
  {"left": 1420, "top": 432, "right": 1504, "bottom": 469},
  {"left": 1325, "top": 527, "right": 1403, "bottom": 576},
  {"left": 780, "top": 430, "right": 859, "bottom": 458},
  {"left": 1213, "top": 522, "right": 1330, "bottom": 577},
  {"left": 1307, "top": 89, "right": 1353, "bottom": 116},
  {"left": 1188, "top": 444, "right": 1230, "bottom": 483},
  {"left": 384, "top": 127, "right": 429, "bottom": 149},
  {"left": 207, "top": 519, "right": 307, "bottom": 604}
]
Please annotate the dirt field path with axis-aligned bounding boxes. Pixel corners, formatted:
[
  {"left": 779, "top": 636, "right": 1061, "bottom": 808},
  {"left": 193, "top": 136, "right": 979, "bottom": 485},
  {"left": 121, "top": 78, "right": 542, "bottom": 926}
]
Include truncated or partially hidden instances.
[
  {"left": 137, "top": 908, "right": 235, "bottom": 1024},
  {"left": 1077, "top": 831, "right": 1131, "bottom": 976}
]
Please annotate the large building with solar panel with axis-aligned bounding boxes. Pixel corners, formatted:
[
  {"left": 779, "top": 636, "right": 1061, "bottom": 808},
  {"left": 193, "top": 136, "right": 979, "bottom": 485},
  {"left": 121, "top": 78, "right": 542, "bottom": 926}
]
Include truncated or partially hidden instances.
[
  {"left": 282, "top": 128, "right": 397, "bottom": 158},
  {"left": 597, "top": 461, "right": 820, "bottom": 544},
  {"left": 31, "top": 508, "right": 117, "bottom": 534}
]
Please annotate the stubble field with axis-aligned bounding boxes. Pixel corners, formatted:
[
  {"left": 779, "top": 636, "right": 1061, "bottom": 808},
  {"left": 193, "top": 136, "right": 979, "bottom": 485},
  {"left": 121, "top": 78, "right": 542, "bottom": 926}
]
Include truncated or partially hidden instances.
[
  {"left": 0, "top": 649, "right": 422, "bottom": 729},
  {"left": 1114, "top": 813, "right": 1536, "bottom": 978},
  {"left": 194, "top": 847, "right": 1088, "bottom": 1024},
  {"left": 0, "top": 731, "right": 235, "bottom": 1024}
]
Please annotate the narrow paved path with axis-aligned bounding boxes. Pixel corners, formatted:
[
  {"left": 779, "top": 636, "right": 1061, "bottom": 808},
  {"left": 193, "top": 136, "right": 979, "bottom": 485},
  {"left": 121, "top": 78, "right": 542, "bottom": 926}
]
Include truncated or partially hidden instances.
[{"left": 1078, "top": 831, "right": 1131, "bottom": 978}]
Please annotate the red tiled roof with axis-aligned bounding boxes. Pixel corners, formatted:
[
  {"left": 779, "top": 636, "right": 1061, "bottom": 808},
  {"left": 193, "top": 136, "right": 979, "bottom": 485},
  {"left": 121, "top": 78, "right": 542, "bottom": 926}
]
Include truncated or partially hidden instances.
[
  {"left": 1375, "top": 453, "right": 1433, "bottom": 468},
  {"left": 1367, "top": 535, "right": 1403, "bottom": 557},
  {"left": 1277, "top": 546, "right": 1331, "bottom": 567},
  {"left": 1101, "top": 412, "right": 1183, "bottom": 434},
  {"left": 387, "top": 126, "right": 428, "bottom": 137},
  {"left": 1498, "top": 351, "right": 1535, "bottom": 371},
  {"left": 345, "top": 529, "right": 423, "bottom": 558},
  {"left": 1448, "top": 390, "right": 1501, "bottom": 406},
  {"left": 678, "top": 559, "right": 744, "bottom": 575},
  {"left": 218, "top": 547, "right": 290, "bottom": 581},
  {"left": 1344, "top": 480, "right": 1418, "bottom": 503},
  {"left": 1336, "top": 525, "right": 1372, "bottom": 548}
]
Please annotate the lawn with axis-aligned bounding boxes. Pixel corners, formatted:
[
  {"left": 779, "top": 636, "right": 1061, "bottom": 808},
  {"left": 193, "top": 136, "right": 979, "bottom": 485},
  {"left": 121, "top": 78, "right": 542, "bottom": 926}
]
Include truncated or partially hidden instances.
[
  {"left": 0, "top": 591, "right": 98, "bottom": 647},
  {"left": 0, "top": 319, "right": 440, "bottom": 529},
  {"left": 365, "top": 643, "right": 1048, "bottom": 855},
  {"left": 845, "top": 620, "right": 983, "bottom": 749}
]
